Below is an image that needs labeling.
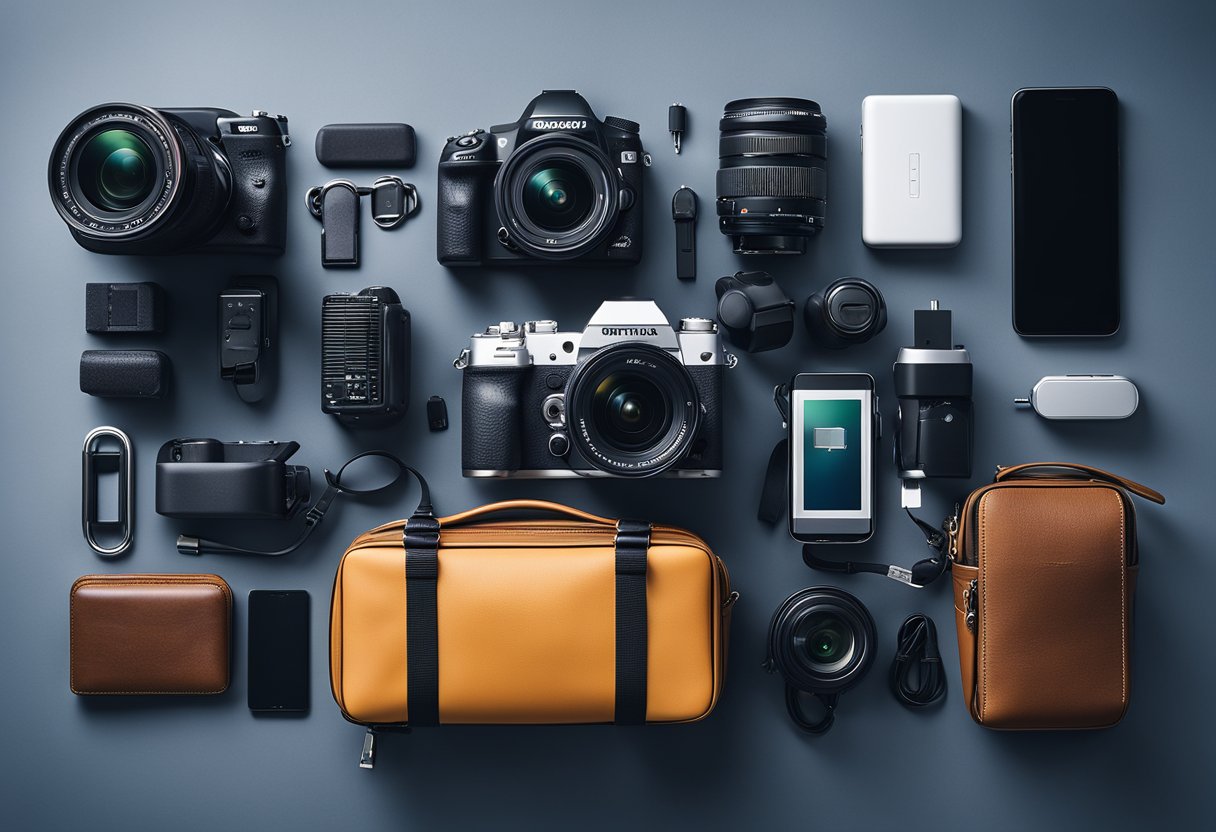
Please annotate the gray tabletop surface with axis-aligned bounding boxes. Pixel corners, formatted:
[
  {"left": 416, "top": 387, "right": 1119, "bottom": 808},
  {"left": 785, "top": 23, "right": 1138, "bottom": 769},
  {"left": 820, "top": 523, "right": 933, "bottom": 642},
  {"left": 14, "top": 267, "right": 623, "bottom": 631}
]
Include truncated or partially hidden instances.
[{"left": 2, "top": 0, "right": 1212, "bottom": 828}]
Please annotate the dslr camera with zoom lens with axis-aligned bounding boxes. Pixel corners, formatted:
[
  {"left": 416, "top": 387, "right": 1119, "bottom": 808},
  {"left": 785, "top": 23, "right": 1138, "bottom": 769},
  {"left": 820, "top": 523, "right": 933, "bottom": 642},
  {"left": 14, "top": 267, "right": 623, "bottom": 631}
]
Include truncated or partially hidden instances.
[
  {"left": 454, "top": 300, "right": 726, "bottom": 478},
  {"left": 49, "top": 103, "right": 289, "bottom": 255},
  {"left": 717, "top": 97, "right": 827, "bottom": 254},
  {"left": 437, "top": 90, "right": 646, "bottom": 266}
]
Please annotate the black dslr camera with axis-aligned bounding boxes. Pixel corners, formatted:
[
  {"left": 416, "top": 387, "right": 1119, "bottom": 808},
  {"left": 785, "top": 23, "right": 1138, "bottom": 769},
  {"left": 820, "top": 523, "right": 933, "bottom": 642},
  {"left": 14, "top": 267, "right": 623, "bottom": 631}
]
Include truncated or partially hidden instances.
[
  {"left": 49, "top": 103, "right": 289, "bottom": 255},
  {"left": 454, "top": 299, "right": 726, "bottom": 478},
  {"left": 154, "top": 439, "right": 310, "bottom": 519},
  {"left": 437, "top": 90, "right": 646, "bottom": 266}
]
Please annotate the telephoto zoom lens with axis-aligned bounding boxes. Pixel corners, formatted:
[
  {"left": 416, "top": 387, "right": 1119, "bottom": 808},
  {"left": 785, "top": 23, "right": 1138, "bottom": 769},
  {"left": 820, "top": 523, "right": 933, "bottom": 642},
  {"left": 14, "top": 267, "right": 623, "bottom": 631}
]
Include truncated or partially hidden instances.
[{"left": 716, "top": 97, "right": 827, "bottom": 254}]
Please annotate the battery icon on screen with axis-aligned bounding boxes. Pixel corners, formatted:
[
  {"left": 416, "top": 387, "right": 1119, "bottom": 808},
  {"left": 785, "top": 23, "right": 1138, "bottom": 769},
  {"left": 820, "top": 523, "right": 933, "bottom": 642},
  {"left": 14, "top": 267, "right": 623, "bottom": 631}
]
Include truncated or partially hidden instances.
[{"left": 812, "top": 427, "right": 847, "bottom": 451}]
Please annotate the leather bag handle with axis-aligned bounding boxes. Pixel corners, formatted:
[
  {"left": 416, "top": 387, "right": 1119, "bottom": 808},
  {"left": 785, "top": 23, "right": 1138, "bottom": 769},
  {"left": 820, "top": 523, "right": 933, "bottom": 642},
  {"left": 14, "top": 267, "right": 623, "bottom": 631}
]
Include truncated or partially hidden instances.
[
  {"left": 994, "top": 462, "right": 1164, "bottom": 505},
  {"left": 438, "top": 499, "right": 619, "bottom": 529}
]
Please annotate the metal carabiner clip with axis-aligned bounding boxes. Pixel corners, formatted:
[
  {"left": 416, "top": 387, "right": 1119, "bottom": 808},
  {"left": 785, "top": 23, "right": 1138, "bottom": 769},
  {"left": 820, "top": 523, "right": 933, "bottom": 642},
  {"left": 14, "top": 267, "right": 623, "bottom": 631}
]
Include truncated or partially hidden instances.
[{"left": 82, "top": 426, "right": 134, "bottom": 557}]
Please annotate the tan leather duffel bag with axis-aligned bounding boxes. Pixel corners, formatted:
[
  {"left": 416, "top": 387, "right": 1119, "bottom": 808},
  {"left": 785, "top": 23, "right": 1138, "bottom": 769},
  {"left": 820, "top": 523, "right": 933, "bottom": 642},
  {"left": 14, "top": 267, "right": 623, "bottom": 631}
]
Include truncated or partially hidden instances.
[{"left": 330, "top": 470, "right": 735, "bottom": 767}]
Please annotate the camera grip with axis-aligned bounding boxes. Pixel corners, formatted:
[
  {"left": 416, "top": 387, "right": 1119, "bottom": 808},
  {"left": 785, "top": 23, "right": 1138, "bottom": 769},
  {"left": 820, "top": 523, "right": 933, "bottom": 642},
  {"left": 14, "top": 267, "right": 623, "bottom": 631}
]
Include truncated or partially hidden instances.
[
  {"left": 209, "top": 133, "right": 288, "bottom": 254},
  {"left": 437, "top": 161, "right": 490, "bottom": 265},
  {"left": 462, "top": 367, "right": 526, "bottom": 473},
  {"left": 687, "top": 364, "right": 724, "bottom": 469}
]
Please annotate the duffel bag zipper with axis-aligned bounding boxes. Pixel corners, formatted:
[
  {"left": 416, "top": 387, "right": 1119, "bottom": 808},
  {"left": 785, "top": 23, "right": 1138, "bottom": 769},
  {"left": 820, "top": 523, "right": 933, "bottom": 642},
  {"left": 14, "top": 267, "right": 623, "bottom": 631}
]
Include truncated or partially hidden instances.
[{"left": 358, "top": 723, "right": 411, "bottom": 770}]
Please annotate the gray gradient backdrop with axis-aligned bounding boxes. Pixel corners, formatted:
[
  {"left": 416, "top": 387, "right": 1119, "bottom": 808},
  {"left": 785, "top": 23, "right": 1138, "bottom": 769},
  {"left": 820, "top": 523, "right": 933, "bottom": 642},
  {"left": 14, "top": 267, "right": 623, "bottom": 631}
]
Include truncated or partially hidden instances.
[{"left": 2, "top": 1, "right": 1212, "bottom": 828}]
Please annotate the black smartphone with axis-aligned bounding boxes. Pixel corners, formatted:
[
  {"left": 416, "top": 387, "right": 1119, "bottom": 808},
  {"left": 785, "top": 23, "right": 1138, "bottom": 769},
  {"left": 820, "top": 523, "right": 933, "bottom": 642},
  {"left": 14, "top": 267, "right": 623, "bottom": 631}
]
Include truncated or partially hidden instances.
[
  {"left": 788, "top": 373, "right": 879, "bottom": 543},
  {"left": 1011, "top": 87, "right": 1119, "bottom": 337},
  {"left": 247, "top": 590, "right": 310, "bottom": 713}
]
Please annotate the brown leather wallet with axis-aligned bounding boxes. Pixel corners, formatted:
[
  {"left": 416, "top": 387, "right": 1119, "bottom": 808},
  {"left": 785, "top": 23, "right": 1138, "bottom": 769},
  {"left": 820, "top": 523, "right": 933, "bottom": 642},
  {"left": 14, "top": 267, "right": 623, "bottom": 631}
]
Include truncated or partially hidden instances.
[
  {"left": 70, "top": 574, "right": 232, "bottom": 695},
  {"left": 948, "top": 463, "right": 1164, "bottom": 729}
]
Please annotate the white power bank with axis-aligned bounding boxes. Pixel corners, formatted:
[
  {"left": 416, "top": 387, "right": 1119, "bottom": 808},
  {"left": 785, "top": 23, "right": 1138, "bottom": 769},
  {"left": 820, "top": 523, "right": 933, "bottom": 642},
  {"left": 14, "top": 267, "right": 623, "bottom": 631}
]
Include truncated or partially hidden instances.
[
  {"left": 862, "top": 95, "right": 962, "bottom": 248},
  {"left": 1014, "top": 375, "right": 1139, "bottom": 420}
]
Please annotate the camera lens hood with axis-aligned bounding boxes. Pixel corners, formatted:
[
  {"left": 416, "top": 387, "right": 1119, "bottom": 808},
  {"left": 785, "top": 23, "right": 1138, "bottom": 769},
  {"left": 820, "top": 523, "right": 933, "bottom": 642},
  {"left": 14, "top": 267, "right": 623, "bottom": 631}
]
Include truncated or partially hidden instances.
[{"left": 805, "top": 277, "right": 888, "bottom": 349}]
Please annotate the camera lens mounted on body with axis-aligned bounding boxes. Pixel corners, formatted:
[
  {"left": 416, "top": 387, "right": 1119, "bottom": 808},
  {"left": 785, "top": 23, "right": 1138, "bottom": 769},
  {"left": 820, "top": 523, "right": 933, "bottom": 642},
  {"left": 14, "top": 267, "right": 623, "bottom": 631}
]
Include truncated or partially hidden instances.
[
  {"left": 716, "top": 97, "right": 828, "bottom": 254},
  {"left": 565, "top": 344, "right": 701, "bottom": 477},
  {"left": 49, "top": 103, "right": 234, "bottom": 249},
  {"left": 496, "top": 133, "right": 618, "bottom": 260}
]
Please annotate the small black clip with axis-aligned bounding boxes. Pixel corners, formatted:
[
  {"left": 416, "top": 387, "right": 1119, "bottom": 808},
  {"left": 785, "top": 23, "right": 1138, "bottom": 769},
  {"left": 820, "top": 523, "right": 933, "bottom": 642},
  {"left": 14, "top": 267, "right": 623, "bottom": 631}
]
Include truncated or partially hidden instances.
[
  {"left": 672, "top": 186, "right": 698, "bottom": 281},
  {"left": 426, "top": 395, "right": 449, "bottom": 432},
  {"left": 307, "top": 180, "right": 362, "bottom": 267}
]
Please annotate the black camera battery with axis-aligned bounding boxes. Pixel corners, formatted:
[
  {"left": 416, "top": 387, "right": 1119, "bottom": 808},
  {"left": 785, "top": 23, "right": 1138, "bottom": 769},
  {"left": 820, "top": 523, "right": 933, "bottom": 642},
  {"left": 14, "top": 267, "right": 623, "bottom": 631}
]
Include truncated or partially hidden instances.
[{"left": 86, "top": 282, "right": 165, "bottom": 334}]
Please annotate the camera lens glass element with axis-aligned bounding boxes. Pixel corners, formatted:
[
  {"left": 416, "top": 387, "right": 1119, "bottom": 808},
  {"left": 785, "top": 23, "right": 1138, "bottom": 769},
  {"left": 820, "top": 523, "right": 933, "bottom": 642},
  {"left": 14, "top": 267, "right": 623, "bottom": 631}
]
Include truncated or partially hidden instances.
[
  {"left": 793, "top": 612, "right": 856, "bottom": 674},
  {"left": 591, "top": 373, "right": 672, "bottom": 452},
  {"left": 76, "top": 129, "right": 157, "bottom": 211},
  {"left": 717, "top": 97, "right": 827, "bottom": 254},
  {"left": 566, "top": 344, "right": 701, "bottom": 477},
  {"left": 496, "top": 134, "right": 618, "bottom": 260},
  {"left": 523, "top": 161, "right": 595, "bottom": 232}
]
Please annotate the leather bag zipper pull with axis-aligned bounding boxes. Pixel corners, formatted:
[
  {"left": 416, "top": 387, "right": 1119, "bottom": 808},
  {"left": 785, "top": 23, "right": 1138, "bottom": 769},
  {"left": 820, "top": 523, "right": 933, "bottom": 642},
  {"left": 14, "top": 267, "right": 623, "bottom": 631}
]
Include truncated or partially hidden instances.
[{"left": 964, "top": 579, "right": 978, "bottom": 633}]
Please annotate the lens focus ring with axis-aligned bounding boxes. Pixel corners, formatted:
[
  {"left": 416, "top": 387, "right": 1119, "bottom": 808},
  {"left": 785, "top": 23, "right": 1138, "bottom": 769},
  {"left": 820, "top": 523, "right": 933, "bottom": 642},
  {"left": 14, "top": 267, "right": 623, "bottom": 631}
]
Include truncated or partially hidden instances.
[
  {"left": 718, "top": 132, "right": 827, "bottom": 159},
  {"left": 716, "top": 166, "right": 827, "bottom": 200}
]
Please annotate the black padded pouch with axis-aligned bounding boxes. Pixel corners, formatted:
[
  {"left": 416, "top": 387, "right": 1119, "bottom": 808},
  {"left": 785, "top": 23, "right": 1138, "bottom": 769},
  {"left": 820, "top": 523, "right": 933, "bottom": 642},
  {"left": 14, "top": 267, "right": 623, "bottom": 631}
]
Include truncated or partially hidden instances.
[
  {"left": 80, "top": 350, "right": 169, "bottom": 399},
  {"left": 86, "top": 282, "right": 165, "bottom": 334},
  {"left": 316, "top": 123, "right": 416, "bottom": 168}
]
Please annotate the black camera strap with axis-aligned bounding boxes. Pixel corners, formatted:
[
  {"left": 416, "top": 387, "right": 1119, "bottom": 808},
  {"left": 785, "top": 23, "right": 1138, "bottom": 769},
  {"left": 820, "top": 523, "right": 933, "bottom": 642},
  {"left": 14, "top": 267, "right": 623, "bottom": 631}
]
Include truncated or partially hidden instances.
[
  {"left": 177, "top": 451, "right": 423, "bottom": 557},
  {"left": 802, "top": 510, "right": 949, "bottom": 588},
  {"left": 757, "top": 384, "right": 790, "bottom": 524}
]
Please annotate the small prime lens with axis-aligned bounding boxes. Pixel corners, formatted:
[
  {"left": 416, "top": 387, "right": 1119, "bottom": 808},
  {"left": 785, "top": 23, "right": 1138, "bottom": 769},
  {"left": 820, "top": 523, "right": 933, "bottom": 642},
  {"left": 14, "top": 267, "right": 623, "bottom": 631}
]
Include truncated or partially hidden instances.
[
  {"left": 77, "top": 129, "right": 157, "bottom": 211},
  {"left": 717, "top": 97, "right": 827, "bottom": 254}
]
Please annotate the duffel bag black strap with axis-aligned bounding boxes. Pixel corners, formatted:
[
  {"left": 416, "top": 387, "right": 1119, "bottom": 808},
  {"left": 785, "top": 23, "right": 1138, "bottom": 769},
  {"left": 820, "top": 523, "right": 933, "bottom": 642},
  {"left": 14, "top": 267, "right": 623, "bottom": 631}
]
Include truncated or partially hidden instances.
[
  {"left": 615, "top": 518, "right": 651, "bottom": 724},
  {"left": 403, "top": 476, "right": 440, "bottom": 726}
]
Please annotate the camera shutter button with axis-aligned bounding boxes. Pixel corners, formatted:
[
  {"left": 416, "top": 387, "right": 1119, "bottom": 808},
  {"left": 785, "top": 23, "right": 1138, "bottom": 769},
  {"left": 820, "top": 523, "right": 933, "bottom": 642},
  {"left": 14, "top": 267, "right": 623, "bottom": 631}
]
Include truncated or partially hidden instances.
[{"left": 455, "top": 135, "right": 480, "bottom": 149}]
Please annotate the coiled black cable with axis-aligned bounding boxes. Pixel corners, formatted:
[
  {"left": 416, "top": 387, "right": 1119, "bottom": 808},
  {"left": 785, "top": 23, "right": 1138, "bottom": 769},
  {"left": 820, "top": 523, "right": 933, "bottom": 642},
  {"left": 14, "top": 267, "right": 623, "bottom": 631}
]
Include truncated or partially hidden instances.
[{"left": 888, "top": 614, "right": 947, "bottom": 709}]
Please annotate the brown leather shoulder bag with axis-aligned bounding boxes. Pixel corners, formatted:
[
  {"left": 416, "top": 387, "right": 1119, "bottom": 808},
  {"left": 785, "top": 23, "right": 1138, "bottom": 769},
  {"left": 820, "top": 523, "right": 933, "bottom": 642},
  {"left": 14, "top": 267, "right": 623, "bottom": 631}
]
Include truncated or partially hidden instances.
[{"left": 948, "top": 462, "right": 1164, "bottom": 730}]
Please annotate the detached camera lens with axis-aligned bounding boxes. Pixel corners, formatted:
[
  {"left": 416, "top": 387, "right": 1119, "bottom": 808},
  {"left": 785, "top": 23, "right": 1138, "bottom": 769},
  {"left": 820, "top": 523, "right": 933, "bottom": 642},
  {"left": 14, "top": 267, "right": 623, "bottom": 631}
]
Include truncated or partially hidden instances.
[
  {"left": 766, "top": 586, "right": 876, "bottom": 734},
  {"left": 716, "top": 97, "right": 827, "bottom": 254}
]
